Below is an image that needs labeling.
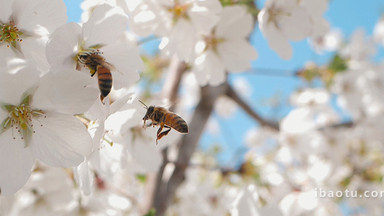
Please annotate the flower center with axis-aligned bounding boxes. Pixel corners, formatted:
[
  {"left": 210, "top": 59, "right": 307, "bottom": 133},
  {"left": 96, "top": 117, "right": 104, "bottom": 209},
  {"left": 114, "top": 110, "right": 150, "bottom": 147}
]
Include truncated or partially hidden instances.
[
  {"left": 168, "top": 2, "right": 191, "bottom": 22},
  {"left": 0, "top": 21, "right": 23, "bottom": 48},
  {"left": 1, "top": 95, "right": 45, "bottom": 146},
  {"left": 203, "top": 33, "right": 225, "bottom": 52}
]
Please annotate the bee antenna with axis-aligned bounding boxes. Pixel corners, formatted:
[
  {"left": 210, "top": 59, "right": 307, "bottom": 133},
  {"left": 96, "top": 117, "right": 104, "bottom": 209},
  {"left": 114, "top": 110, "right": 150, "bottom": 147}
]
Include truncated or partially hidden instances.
[{"left": 138, "top": 100, "right": 148, "bottom": 109}]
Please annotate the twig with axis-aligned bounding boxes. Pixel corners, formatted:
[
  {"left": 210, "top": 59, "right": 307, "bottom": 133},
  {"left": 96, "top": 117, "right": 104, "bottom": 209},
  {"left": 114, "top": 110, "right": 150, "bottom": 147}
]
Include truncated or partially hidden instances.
[
  {"left": 225, "top": 85, "right": 280, "bottom": 131},
  {"left": 142, "top": 56, "right": 189, "bottom": 215},
  {"left": 152, "top": 83, "right": 229, "bottom": 216}
]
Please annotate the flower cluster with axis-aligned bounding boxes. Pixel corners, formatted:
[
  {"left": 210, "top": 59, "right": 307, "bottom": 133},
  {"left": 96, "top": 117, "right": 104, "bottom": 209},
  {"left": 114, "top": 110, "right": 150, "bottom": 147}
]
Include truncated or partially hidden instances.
[
  {"left": 0, "top": 0, "right": 143, "bottom": 197},
  {"left": 5, "top": 0, "right": 384, "bottom": 216}
]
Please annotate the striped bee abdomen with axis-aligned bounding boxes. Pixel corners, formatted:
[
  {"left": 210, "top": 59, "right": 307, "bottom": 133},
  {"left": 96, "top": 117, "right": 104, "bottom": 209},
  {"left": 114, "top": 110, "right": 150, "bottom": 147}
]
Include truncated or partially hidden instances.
[
  {"left": 97, "top": 65, "right": 112, "bottom": 100},
  {"left": 164, "top": 112, "right": 188, "bottom": 133}
]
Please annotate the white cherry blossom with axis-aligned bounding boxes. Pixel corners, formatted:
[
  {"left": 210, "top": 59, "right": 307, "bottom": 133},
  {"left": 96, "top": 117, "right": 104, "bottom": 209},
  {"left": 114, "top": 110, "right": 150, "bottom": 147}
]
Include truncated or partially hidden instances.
[
  {"left": 0, "top": 63, "right": 97, "bottom": 195},
  {"left": 193, "top": 5, "right": 257, "bottom": 86},
  {"left": 46, "top": 4, "right": 143, "bottom": 101},
  {"left": 258, "top": 0, "right": 329, "bottom": 59},
  {"left": 0, "top": 0, "right": 66, "bottom": 67},
  {"left": 131, "top": 0, "right": 222, "bottom": 60},
  {"left": 374, "top": 17, "right": 384, "bottom": 46}
]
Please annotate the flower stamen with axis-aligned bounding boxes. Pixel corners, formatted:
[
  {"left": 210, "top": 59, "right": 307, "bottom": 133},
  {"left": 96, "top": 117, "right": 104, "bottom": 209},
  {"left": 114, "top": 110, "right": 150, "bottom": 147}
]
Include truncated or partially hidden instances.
[
  {"left": 203, "top": 32, "right": 225, "bottom": 52},
  {"left": 1, "top": 95, "right": 45, "bottom": 146},
  {"left": 167, "top": 2, "right": 191, "bottom": 23},
  {"left": 0, "top": 21, "right": 23, "bottom": 48}
]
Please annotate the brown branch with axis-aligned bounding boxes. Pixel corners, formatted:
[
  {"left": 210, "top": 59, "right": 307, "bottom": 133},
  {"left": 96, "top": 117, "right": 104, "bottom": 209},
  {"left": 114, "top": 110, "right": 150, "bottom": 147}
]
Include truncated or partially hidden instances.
[
  {"left": 161, "top": 56, "right": 187, "bottom": 107},
  {"left": 151, "top": 83, "right": 229, "bottom": 216},
  {"left": 319, "top": 121, "right": 355, "bottom": 131},
  {"left": 141, "top": 56, "right": 188, "bottom": 215},
  {"left": 225, "top": 84, "right": 280, "bottom": 131}
]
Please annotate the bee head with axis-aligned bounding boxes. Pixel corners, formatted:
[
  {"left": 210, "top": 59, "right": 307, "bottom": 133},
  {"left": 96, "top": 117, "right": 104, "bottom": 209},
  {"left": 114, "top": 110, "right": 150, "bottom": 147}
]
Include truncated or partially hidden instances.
[
  {"left": 143, "top": 106, "right": 154, "bottom": 120},
  {"left": 78, "top": 53, "right": 90, "bottom": 64}
]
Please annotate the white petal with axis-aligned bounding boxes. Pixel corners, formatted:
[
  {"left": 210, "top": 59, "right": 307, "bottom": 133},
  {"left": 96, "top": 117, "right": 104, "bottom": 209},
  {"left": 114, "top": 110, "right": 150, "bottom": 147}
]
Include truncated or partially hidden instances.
[
  {"left": 194, "top": 51, "right": 225, "bottom": 86},
  {"left": 231, "top": 187, "right": 259, "bottom": 216},
  {"left": 32, "top": 70, "right": 99, "bottom": 114},
  {"left": 218, "top": 39, "right": 257, "bottom": 72},
  {"left": 46, "top": 22, "right": 81, "bottom": 70},
  {"left": 261, "top": 22, "right": 293, "bottom": 60},
  {"left": 216, "top": 5, "right": 253, "bottom": 39},
  {"left": 161, "top": 19, "right": 197, "bottom": 60},
  {"left": 0, "top": 46, "right": 18, "bottom": 66},
  {"left": 280, "top": 7, "right": 311, "bottom": 41},
  {"left": 101, "top": 43, "right": 142, "bottom": 90},
  {"left": 19, "top": 37, "right": 50, "bottom": 73},
  {"left": 31, "top": 113, "right": 92, "bottom": 167},
  {"left": 0, "top": 0, "right": 12, "bottom": 22},
  {"left": 83, "top": 4, "right": 128, "bottom": 47},
  {"left": 0, "top": 130, "right": 35, "bottom": 195},
  {"left": 74, "top": 160, "right": 93, "bottom": 195},
  {"left": 301, "top": 0, "right": 328, "bottom": 18},
  {"left": 12, "top": 0, "right": 67, "bottom": 34},
  {"left": 0, "top": 109, "right": 6, "bottom": 123},
  {"left": 0, "top": 62, "right": 40, "bottom": 105},
  {"left": 132, "top": 142, "right": 161, "bottom": 172},
  {"left": 189, "top": 0, "right": 222, "bottom": 33}
]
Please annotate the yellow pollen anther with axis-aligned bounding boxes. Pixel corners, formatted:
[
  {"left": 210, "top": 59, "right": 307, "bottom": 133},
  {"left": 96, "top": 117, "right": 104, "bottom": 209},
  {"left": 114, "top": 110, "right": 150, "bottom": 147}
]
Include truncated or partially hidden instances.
[
  {"left": 1, "top": 95, "right": 45, "bottom": 146},
  {"left": 0, "top": 21, "right": 23, "bottom": 48}
]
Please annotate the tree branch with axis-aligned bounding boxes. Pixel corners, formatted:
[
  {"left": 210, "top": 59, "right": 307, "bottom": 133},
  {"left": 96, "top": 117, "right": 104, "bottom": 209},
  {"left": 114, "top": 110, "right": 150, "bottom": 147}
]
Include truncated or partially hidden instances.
[
  {"left": 152, "top": 83, "right": 229, "bottom": 216},
  {"left": 225, "top": 84, "right": 280, "bottom": 131},
  {"left": 141, "top": 56, "right": 188, "bottom": 215}
]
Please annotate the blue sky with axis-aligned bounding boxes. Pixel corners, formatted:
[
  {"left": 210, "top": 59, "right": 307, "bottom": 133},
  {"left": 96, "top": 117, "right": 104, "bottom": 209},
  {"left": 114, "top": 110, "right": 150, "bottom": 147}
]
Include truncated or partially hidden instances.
[{"left": 63, "top": 0, "right": 384, "bottom": 167}]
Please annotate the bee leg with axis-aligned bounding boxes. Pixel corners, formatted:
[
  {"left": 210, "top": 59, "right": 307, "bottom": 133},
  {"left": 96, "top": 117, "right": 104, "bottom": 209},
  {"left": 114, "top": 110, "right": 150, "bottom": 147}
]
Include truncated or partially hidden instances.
[
  {"left": 76, "top": 62, "right": 81, "bottom": 71},
  {"left": 90, "top": 69, "right": 97, "bottom": 77},
  {"left": 145, "top": 122, "right": 156, "bottom": 128},
  {"left": 156, "top": 123, "right": 165, "bottom": 144},
  {"left": 156, "top": 126, "right": 171, "bottom": 144}
]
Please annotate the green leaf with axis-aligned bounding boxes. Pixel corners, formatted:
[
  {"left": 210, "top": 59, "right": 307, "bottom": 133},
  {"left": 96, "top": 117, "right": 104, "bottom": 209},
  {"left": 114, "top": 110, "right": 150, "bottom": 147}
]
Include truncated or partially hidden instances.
[
  {"left": 328, "top": 54, "right": 348, "bottom": 73},
  {"left": 143, "top": 208, "right": 156, "bottom": 216}
]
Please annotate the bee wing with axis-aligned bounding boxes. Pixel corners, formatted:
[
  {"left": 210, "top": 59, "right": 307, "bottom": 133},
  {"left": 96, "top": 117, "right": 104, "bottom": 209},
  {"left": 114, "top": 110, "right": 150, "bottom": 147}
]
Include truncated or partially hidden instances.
[{"left": 102, "top": 61, "right": 126, "bottom": 75}]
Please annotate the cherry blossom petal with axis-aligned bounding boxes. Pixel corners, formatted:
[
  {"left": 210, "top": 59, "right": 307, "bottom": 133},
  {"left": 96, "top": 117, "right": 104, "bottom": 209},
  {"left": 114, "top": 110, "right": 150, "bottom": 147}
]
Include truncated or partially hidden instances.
[
  {"left": 0, "top": 0, "right": 12, "bottom": 22},
  {"left": 83, "top": 4, "right": 128, "bottom": 47},
  {"left": 0, "top": 62, "right": 40, "bottom": 105},
  {"left": 160, "top": 19, "right": 197, "bottom": 60},
  {"left": 216, "top": 6, "right": 253, "bottom": 39},
  {"left": 74, "top": 160, "right": 93, "bottom": 195},
  {"left": 0, "top": 130, "right": 35, "bottom": 195},
  {"left": 31, "top": 70, "right": 99, "bottom": 114},
  {"left": 131, "top": 141, "right": 162, "bottom": 172},
  {"left": 301, "top": 0, "right": 328, "bottom": 18},
  {"left": 12, "top": 0, "right": 67, "bottom": 34},
  {"left": 231, "top": 186, "right": 259, "bottom": 216},
  {"left": 19, "top": 37, "right": 50, "bottom": 73},
  {"left": 0, "top": 47, "right": 18, "bottom": 66},
  {"left": 46, "top": 22, "right": 82, "bottom": 70},
  {"left": 279, "top": 7, "right": 311, "bottom": 41},
  {"left": 189, "top": 0, "right": 222, "bottom": 33},
  {"left": 32, "top": 113, "right": 92, "bottom": 167},
  {"left": 259, "top": 16, "right": 292, "bottom": 60},
  {"left": 194, "top": 50, "right": 225, "bottom": 86},
  {"left": 101, "top": 43, "right": 142, "bottom": 90},
  {"left": 218, "top": 39, "right": 257, "bottom": 72}
]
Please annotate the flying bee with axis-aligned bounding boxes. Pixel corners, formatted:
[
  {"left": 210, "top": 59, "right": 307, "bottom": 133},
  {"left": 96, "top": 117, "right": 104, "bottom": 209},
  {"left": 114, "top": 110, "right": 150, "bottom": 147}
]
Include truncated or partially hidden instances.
[
  {"left": 77, "top": 50, "right": 113, "bottom": 102},
  {"left": 139, "top": 100, "right": 188, "bottom": 144}
]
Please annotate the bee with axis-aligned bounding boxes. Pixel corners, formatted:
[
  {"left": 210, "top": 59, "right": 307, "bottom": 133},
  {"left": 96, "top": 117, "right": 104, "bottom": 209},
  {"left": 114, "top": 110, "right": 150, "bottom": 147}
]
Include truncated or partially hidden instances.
[
  {"left": 139, "top": 100, "right": 188, "bottom": 144},
  {"left": 77, "top": 50, "right": 113, "bottom": 102}
]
